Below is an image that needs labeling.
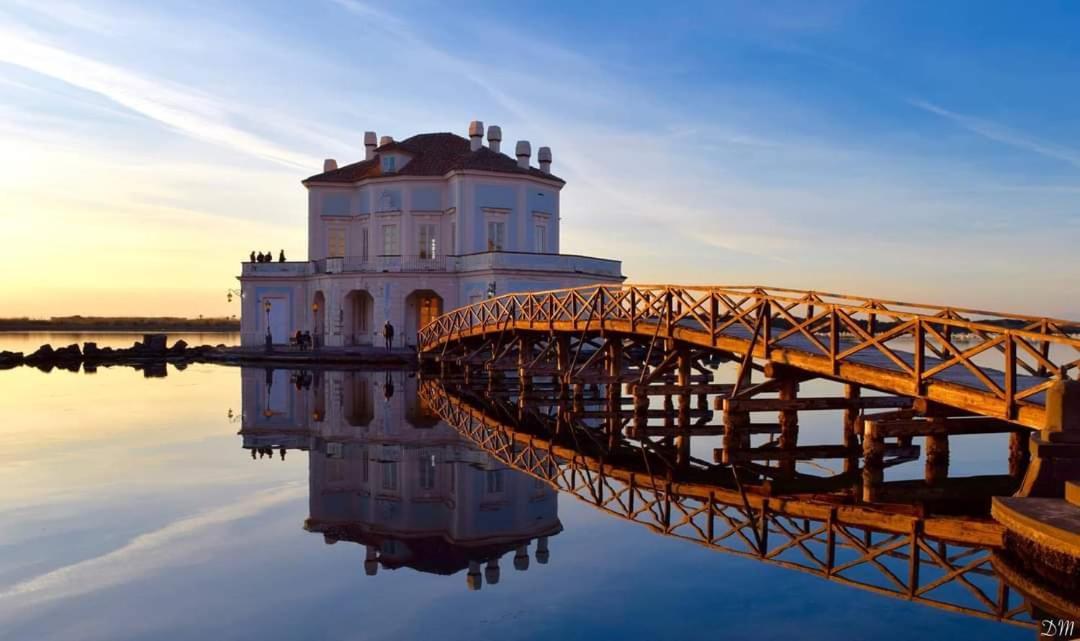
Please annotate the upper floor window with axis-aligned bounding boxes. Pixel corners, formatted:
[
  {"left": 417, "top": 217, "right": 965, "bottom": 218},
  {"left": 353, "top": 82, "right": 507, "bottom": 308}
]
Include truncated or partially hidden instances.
[
  {"left": 535, "top": 224, "right": 547, "bottom": 253},
  {"left": 381, "top": 156, "right": 396, "bottom": 173},
  {"left": 328, "top": 227, "right": 346, "bottom": 257},
  {"left": 487, "top": 221, "right": 505, "bottom": 251},
  {"left": 417, "top": 223, "right": 437, "bottom": 259},
  {"left": 381, "top": 224, "right": 399, "bottom": 255}
]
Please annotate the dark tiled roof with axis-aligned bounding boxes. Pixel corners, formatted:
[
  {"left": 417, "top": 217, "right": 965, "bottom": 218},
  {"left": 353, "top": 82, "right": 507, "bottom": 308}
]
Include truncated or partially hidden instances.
[{"left": 303, "top": 132, "right": 563, "bottom": 184}]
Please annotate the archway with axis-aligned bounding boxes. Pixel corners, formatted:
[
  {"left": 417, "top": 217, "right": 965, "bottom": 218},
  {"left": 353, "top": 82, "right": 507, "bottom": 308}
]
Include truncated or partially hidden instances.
[
  {"left": 312, "top": 291, "right": 326, "bottom": 348},
  {"left": 344, "top": 372, "right": 374, "bottom": 426},
  {"left": 405, "top": 289, "right": 443, "bottom": 348},
  {"left": 343, "top": 290, "right": 374, "bottom": 346}
]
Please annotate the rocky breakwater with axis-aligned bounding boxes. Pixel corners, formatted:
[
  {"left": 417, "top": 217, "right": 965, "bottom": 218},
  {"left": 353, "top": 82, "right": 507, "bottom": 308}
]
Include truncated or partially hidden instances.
[{"left": 0, "top": 334, "right": 228, "bottom": 377}]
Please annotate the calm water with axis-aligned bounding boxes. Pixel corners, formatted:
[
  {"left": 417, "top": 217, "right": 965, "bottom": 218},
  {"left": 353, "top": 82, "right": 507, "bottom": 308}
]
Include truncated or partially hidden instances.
[{"left": 0, "top": 335, "right": 1038, "bottom": 640}]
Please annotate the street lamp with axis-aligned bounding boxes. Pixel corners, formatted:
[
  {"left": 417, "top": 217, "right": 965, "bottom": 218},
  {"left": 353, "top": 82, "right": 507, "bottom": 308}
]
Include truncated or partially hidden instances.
[
  {"left": 226, "top": 288, "right": 242, "bottom": 303},
  {"left": 311, "top": 302, "right": 320, "bottom": 349},
  {"left": 486, "top": 281, "right": 497, "bottom": 299},
  {"left": 263, "top": 299, "right": 273, "bottom": 350}
]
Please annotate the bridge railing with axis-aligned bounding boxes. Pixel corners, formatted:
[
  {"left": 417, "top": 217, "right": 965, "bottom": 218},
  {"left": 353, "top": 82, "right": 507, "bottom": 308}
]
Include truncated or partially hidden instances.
[{"left": 419, "top": 285, "right": 1080, "bottom": 423}]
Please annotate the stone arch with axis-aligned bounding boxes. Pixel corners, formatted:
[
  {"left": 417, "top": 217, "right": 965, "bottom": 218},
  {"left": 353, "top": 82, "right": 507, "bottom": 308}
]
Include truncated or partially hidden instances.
[
  {"left": 404, "top": 289, "right": 443, "bottom": 348},
  {"left": 343, "top": 290, "right": 374, "bottom": 346}
]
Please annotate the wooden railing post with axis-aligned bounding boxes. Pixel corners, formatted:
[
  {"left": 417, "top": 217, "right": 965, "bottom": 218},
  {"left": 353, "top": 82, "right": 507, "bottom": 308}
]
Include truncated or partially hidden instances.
[
  {"left": 761, "top": 299, "right": 771, "bottom": 360},
  {"left": 913, "top": 318, "right": 924, "bottom": 397},
  {"left": 1004, "top": 333, "right": 1015, "bottom": 419}
]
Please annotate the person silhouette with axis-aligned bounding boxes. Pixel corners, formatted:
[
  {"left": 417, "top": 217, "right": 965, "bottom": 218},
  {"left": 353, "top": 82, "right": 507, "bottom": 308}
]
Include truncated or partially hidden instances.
[
  {"left": 383, "top": 372, "right": 395, "bottom": 400},
  {"left": 250, "top": 251, "right": 256, "bottom": 263},
  {"left": 279, "top": 249, "right": 286, "bottom": 262},
  {"left": 383, "top": 320, "right": 395, "bottom": 350}
]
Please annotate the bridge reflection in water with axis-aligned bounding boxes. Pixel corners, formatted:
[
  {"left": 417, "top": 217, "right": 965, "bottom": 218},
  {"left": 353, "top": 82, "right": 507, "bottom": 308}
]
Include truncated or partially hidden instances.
[
  {"left": 239, "top": 368, "right": 1078, "bottom": 627},
  {"left": 240, "top": 368, "right": 560, "bottom": 590}
]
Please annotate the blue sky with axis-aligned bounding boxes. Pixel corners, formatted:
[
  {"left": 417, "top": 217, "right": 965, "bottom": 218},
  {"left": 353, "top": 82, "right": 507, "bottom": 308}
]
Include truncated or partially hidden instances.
[{"left": 1, "top": 0, "right": 1079, "bottom": 317}]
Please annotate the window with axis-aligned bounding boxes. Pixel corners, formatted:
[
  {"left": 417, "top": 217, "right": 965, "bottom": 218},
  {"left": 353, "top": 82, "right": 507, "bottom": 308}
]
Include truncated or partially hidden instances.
[
  {"left": 381, "top": 156, "right": 396, "bottom": 173},
  {"left": 486, "top": 220, "right": 505, "bottom": 251},
  {"left": 449, "top": 221, "right": 456, "bottom": 255},
  {"left": 381, "top": 462, "right": 398, "bottom": 491},
  {"left": 418, "top": 454, "right": 436, "bottom": 490},
  {"left": 417, "top": 223, "right": 437, "bottom": 259},
  {"left": 328, "top": 228, "right": 346, "bottom": 257},
  {"left": 360, "top": 227, "right": 369, "bottom": 261},
  {"left": 535, "top": 224, "right": 546, "bottom": 253},
  {"left": 381, "top": 224, "right": 399, "bottom": 255},
  {"left": 485, "top": 469, "right": 504, "bottom": 494}
]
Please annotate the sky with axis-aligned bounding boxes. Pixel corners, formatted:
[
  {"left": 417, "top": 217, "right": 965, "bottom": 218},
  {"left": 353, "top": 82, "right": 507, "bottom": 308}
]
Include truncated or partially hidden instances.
[{"left": 1, "top": 0, "right": 1079, "bottom": 319}]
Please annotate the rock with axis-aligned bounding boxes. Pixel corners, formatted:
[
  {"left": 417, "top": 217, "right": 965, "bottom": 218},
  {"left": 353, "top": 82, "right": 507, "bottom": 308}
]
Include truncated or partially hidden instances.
[
  {"left": 26, "top": 344, "right": 55, "bottom": 362},
  {"left": 83, "top": 342, "right": 100, "bottom": 359},
  {"left": 0, "top": 351, "right": 24, "bottom": 370},
  {"left": 169, "top": 339, "right": 188, "bottom": 355},
  {"left": 54, "top": 344, "right": 81, "bottom": 360},
  {"left": 142, "top": 361, "right": 168, "bottom": 378},
  {"left": 143, "top": 334, "right": 168, "bottom": 355}
]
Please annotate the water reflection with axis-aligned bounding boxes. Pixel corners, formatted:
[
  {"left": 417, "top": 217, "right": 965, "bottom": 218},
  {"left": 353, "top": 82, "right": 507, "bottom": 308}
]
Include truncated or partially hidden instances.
[{"left": 240, "top": 368, "right": 561, "bottom": 590}]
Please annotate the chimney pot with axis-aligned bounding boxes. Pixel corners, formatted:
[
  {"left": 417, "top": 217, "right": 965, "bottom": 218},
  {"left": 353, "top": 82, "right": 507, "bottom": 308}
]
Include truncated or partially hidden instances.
[
  {"left": 515, "top": 140, "right": 531, "bottom": 169},
  {"left": 323, "top": 158, "right": 338, "bottom": 172},
  {"left": 486, "top": 125, "right": 502, "bottom": 154},
  {"left": 538, "top": 146, "right": 552, "bottom": 173},
  {"left": 364, "top": 131, "right": 377, "bottom": 160},
  {"left": 379, "top": 135, "right": 393, "bottom": 147},
  {"left": 469, "top": 120, "right": 484, "bottom": 151}
]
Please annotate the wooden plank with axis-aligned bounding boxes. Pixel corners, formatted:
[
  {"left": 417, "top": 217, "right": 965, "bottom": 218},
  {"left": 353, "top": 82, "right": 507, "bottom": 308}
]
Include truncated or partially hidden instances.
[
  {"left": 628, "top": 382, "right": 733, "bottom": 396},
  {"left": 722, "top": 396, "right": 913, "bottom": 412},
  {"left": 867, "top": 417, "right": 1028, "bottom": 438}
]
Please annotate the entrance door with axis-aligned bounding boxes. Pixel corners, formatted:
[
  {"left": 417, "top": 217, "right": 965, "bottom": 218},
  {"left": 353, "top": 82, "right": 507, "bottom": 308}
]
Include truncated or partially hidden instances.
[{"left": 418, "top": 295, "right": 441, "bottom": 330}]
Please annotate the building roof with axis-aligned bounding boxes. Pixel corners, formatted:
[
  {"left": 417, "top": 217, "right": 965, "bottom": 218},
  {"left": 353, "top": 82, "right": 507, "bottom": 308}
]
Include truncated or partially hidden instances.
[{"left": 303, "top": 132, "right": 563, "bottom": 185}]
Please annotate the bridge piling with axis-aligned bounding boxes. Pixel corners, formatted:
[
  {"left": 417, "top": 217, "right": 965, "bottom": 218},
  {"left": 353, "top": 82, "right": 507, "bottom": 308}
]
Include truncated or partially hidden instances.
[{"left": 843, "top": 384, "right": 862, "bottom": 475}]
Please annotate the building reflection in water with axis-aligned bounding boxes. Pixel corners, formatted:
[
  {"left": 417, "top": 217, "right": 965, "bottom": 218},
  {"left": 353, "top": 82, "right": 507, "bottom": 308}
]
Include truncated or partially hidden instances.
[{"left": 239, "top": 368, "right": 561, "bottom": 590}]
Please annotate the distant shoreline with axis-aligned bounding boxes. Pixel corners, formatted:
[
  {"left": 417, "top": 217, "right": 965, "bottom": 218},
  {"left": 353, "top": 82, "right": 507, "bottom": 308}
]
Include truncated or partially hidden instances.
[{"left": 0, "top": 317, "right": 240, "bottom": 332}]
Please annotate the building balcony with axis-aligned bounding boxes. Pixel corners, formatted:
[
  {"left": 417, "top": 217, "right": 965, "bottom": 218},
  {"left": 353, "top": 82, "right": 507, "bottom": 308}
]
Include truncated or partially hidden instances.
[
  {"left": 240, "top": 261, "right": 313, "bottom": 276},
  {"left": 242, "top": 252, "right": 622, "bottom": 279},
  {"left": 455, "top": 251, "right": 623, "bottom": 278}
]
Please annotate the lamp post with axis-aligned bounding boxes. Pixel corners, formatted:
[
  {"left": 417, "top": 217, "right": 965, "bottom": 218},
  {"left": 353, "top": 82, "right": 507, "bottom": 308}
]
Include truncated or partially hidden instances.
[
  {"left": 311, "top": 301, "right": 320, "bottom": 349},
  {"left": 263, "top": 299, "right": 273, "bottom": 351},
  {"left": 226, "top": 288, "right": 242, "bottom": 303},
  {"left": 486, "top": 281, "right": 497, "bottom": 299}
]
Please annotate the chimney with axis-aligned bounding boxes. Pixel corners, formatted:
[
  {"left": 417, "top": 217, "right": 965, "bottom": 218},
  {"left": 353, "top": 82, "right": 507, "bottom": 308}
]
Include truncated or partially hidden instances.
[
  {"left": 515, "top": 140, "right": 531, "bottom": 169},
  {"left": 364, "top": 131, "right": 377, "bottom": 160},
  {"left": 379, "top": 135, "right": 394, "bottom": 147},
  {"left": 538, "top": 146, "right": 552, "bottom": 173},
  {"left": 323, "top": 158, "right": 338, "bottom": 172},
  {"left": 468, "top": 120, "right": 484, "bottom": 152},
  {"left": 486, "top": 125, "right": 502, "bottom": 153}
]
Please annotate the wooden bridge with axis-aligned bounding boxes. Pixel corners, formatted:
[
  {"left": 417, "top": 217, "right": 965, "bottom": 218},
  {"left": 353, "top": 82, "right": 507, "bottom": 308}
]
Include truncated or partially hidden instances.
[
  {"left": 418, "top": 376, "right": 1079, "bottom": 627},
  {"left": 419, "top": 284, "right": 1080, "bottom": 430}
]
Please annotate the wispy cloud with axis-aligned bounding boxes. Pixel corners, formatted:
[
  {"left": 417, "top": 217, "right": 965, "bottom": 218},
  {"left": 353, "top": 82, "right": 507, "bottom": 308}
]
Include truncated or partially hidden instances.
[
  {"left": 0, "top": 484, "right": 305, "bottom": 608},
  {"left": 910, "top": 99, "right": 1080, "bottom": 170},
  {"left": 0, "top": 23, "right": 318, "bottom": 170}
]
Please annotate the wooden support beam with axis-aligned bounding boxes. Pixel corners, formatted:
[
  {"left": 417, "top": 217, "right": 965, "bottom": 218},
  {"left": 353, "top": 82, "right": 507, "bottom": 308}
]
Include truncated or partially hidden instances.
[
  {"left": 719, "top": 395, "right": 913, "bottom": 412},
  {"left": 717, "top": 443, "right": 920, "bottom": 463},
  {"left": 865, "top": 417, "right": 1027, "bottom": 439},
  {"left": 635, "top": 383, "right": 734, "bottom": 397}
]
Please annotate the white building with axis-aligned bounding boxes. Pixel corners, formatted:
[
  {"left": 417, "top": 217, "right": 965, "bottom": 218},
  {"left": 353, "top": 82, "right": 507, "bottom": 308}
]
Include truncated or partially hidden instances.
[{"left": 238, "top": 120, "right": 624, "bottom": 347}]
